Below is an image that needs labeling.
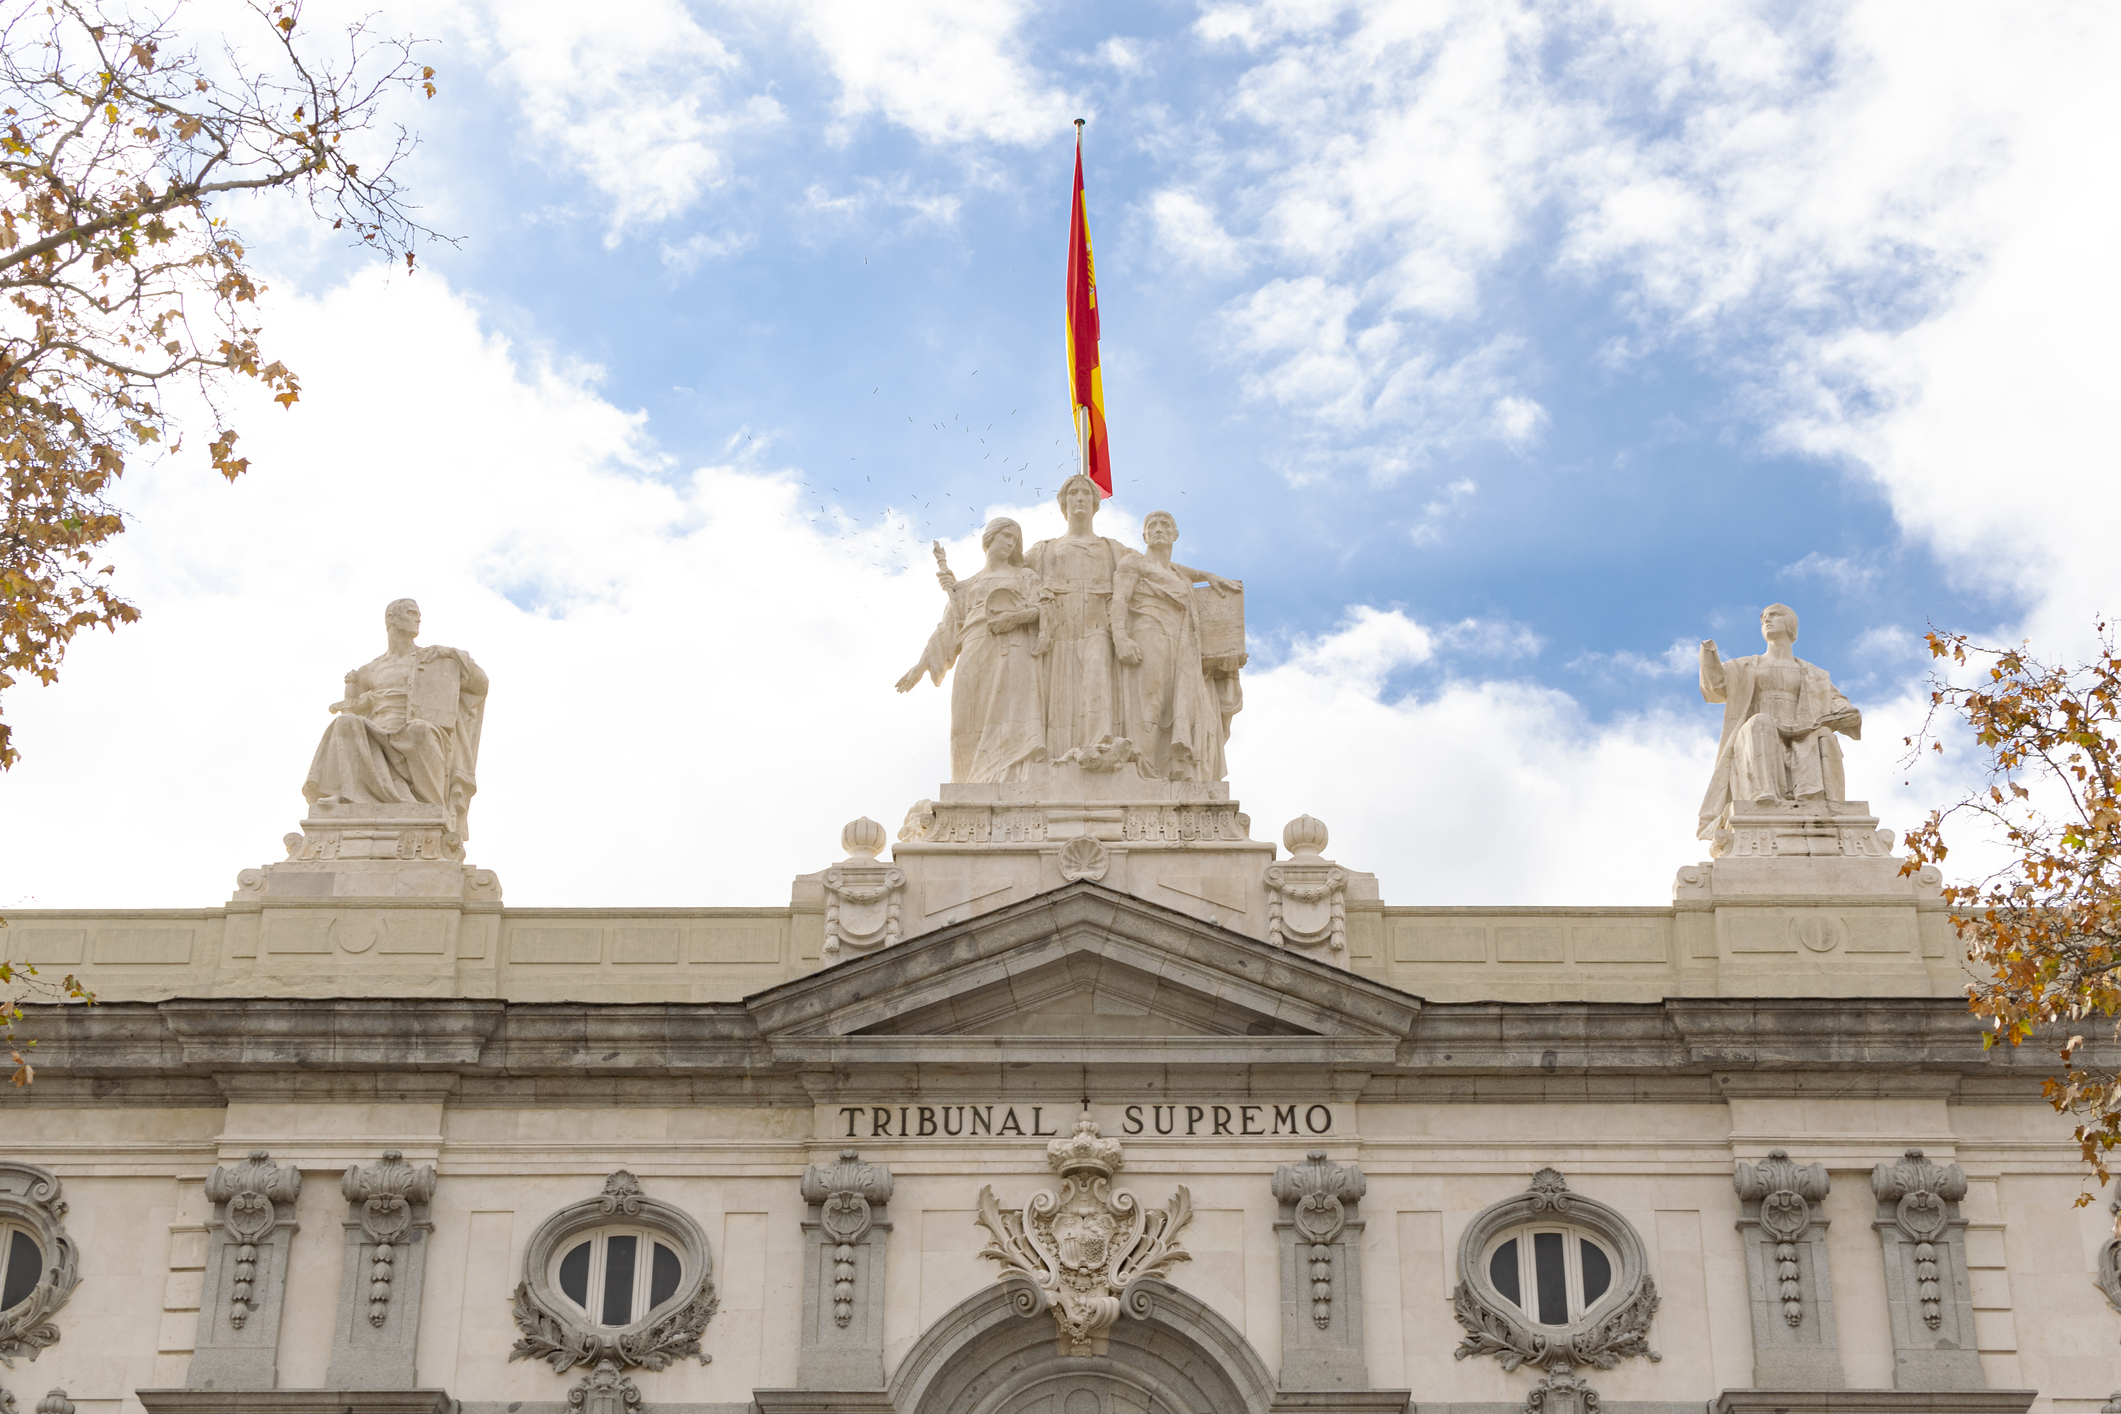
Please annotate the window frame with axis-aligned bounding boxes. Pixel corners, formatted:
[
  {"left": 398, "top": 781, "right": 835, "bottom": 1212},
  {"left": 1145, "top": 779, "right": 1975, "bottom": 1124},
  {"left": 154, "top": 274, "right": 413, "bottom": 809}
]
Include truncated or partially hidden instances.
[
  {"left": 0, "top": 1161, "right": 79, "bottom": 1365},
  {"left": 1481, "top": 1224, "right": 1620, "bottom": 1327},
  {"left": 548, "top": 1224, "right": 690, "bottom": 1330},
  {"left": 1453, "top": 1168, "right": 1655, "bottom": 1359}
]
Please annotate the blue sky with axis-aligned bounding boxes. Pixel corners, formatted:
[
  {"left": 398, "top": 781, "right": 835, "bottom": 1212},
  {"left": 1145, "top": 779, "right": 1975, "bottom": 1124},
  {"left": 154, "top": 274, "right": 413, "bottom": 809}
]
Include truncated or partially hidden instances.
[{"left": 3, "top": 0, "right": 2115, "bottom": 907}]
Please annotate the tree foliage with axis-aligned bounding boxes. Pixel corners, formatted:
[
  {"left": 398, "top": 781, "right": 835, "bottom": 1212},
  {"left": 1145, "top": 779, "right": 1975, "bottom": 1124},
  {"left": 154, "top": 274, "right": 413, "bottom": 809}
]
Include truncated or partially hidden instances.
[
  {"left": 0, "top": 0, "right": 440, "bottom": 767},
  {"left": 1902, "top": 624, "right": 2121, "bottom": 1194},
  {"left": 1, "top": 935, "right": 91, "bottom": 1085}
]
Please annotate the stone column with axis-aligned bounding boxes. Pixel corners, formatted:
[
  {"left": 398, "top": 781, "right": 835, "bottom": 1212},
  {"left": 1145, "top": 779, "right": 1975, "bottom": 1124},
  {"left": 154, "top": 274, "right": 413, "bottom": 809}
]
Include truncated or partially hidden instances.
[
  {"left": 186, "top": 1151, "right": 301, "bottom": 1391},
  {"left": 1270, "top": 1151, "right": 1369, "bottom": 1389},
  {"left": 1733, "top": 1150, "right": 1842, "bottom": 1389},
  {"left": 1871, "top": 1148, "right": 1985, "bottom": 1391},
  {"left": 325, "top": 1151, "right": 438, "bottom": 1390},
  {"left": 794, "top": 1150, "right": 894, "bottom": 1389}
]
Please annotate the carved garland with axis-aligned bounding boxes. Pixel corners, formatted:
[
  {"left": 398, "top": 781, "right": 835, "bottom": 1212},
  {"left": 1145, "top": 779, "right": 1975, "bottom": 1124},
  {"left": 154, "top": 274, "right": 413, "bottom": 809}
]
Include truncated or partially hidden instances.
[
  {"left": 1270, "top": 1151, "right": 1365, "bottom": 1329},
  {"left": 202, "top": 1152, "right": 299, "bottom": 1332},
  {"left": 1870, "top": 1149, "right": 1967, "bottom": 1331},
  {"left": 975, "top": 1114, "right": 1193, "bottom": 1357},
  {"left": 0, "top": 1164, "right": 80, "bottom": 1367},
  {"left": 510, "top": 1171, "right": 718, "bottom": 1374},
  {"left": 342, "top": 1151, "right": 437, "bottom": 1329},
  {"left": 1452, "top": 1169, "right": 1660, "bottom": 1414},
  {"left": 798, "top": 1150, "right": 893, "bottom": 1328},
  {"left": 1733, "top": 1150, "right": 1829, "bottom": 1328}
]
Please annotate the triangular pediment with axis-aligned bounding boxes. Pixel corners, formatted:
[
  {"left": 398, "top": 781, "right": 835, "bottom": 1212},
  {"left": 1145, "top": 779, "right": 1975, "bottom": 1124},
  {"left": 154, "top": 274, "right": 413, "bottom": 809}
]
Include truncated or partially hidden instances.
[{"left": 744, "top": 881, "right": 1421, "bottom": 1047}]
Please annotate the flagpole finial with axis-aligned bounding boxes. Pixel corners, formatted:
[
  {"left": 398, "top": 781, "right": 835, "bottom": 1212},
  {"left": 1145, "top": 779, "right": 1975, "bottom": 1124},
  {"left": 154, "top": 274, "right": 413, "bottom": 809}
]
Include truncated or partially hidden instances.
[{"left": 1074, "top": 117, "right": 1085, "bottom": 131}]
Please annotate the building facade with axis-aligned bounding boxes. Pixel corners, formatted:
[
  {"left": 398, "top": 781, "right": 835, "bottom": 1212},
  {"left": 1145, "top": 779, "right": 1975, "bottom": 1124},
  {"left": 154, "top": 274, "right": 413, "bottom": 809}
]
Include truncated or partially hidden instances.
[{"left": 4, "top": 560, "right": 2120, "bottom": 1414}]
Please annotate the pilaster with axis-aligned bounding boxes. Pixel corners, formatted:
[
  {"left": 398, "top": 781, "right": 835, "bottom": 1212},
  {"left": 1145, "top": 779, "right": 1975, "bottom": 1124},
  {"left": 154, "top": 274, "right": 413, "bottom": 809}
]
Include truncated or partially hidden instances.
[
  {"left": 1270, "top": 1150, "right": 1370, "bottom": 1390},
  {"left": 186, "top": 1151, "right": 302, "bottom": 1392},
  {"left": 794, "top": 1149, "right": 894, "bottom": 1390},
  {"left": 1870, "top": 1149, "right": 1985, "bottom": 1391},
  {"left": 325, "top": 1151, "right": 438, "bottom": 1390},
  {"left": 1733, "top": 1149, "right": 1842, "bottom": 1389}
]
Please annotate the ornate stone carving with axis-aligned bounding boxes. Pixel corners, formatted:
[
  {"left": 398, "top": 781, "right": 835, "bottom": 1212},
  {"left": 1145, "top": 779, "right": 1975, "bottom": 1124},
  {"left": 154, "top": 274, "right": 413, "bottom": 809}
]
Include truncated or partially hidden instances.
[
  {"left": 1270, "top": 1151, "right": 1364, "bottom": 1329},
  {"left": 1265, "top": 816, "right": 1347, "bottom": 953},
  {"left": 565, "top": 1359, "right": 641, "bottom": 1414},
  {"left": 974, "top": 1113, "right": 1193, "bottom": 1357},
  {"left": 0, "top": 1164, "right": 79, "bottom": 1368},
  {"left": 1056, "top": 836, "right": 1110, "bottom": 883},
  {"left": 341, "top": 1151, "right": 436, "bottom": 1328},
  {"left": 202, "top": 1152, "right": 300, "bottom": 1332},
  {"left": 510, "top": 1171, "right": 717, "bottom": 1374},
  {"left": 1735, "top": 1151, "right": 1828, "bottom": 1327},
  {"left": 1871, "top": 1149, "right": 1966, "bottom": 1331},
  {"left": 798, "top": 1151, "right": 893, "bottom": 1329},
  {"left": 2097, "top": 1185, "right": 2121, "bottom": 1318},
  {"left": 823, "top": 819, "right": 906, "bottom": 959},
  {"left": 29, "top": 1393, "right": 69, "bottom": 1414},
  {"left": 1453, "top": 1169, "right": 1659, "bottom": 1414}
]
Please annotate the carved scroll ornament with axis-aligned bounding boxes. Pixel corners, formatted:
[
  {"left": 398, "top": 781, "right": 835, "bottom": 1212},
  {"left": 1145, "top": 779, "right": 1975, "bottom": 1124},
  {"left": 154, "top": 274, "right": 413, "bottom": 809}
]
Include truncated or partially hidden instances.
[
  {"left": 341, "top": 1151, "right": 437, "bottom": 1329},
  {"left": 1734, "top": 1149, "right": 1829, "bottom": 1327},
  {"left": 975, "top": 1114, "right": 1193, "bottom": 1357},
  {"left": 565, "top": 1358, "right": 642, "bottom": 1414},
  {"left": 1870, "top": 1149, "right": 1967, "bottom": 1331},
  {"left": 799, "top": 1150, "right": 893, "bottom": 1327},
  {"left": 0, "top": 1164, "right": 79, "bottom": 1367},
  {"left": 203, "top": 1152, "right": 300, "bottom": 1332},
  {"left": 1271, "top": 1151, "right": 1365, "bottom": 1329}
]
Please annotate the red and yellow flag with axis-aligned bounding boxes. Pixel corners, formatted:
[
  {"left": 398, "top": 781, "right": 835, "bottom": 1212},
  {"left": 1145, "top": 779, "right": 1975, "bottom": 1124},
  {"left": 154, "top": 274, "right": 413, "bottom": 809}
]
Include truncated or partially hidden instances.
[{"left": 1065, "top": 127, "right": 1112, "bottom": 496}]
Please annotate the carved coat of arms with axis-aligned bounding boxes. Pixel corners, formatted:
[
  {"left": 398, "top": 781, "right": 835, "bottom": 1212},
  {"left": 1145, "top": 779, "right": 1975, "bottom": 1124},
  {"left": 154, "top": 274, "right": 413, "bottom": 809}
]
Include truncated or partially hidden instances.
[{"left": 974, "top": 1114, "right": 1192, "bottom": 1356}]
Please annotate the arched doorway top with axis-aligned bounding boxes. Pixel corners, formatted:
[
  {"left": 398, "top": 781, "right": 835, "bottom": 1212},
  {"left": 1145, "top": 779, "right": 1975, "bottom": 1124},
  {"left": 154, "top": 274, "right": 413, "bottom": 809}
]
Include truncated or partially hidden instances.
[{"left": 890, "top": 1279, "right": 1274, "bottom": 1414}]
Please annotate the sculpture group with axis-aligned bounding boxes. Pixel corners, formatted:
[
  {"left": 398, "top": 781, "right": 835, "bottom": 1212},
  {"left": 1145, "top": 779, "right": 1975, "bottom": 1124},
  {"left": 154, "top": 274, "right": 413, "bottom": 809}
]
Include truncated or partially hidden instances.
[{"left": 896, "top": 475, "right": 1246, "bottom": 784}]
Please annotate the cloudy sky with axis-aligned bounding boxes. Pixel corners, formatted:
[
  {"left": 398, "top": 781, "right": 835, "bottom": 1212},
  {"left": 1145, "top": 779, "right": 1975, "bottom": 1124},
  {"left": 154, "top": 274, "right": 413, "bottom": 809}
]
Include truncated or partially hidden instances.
[{"left": 3, "top": 0, "right": 2116, "bottom": 909}]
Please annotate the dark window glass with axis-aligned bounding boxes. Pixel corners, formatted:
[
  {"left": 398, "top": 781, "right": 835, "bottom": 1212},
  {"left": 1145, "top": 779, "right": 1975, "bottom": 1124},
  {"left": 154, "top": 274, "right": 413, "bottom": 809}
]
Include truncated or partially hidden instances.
[
  {"left": 1488, "top": 1238, "right": 1520, "bottom": 1306},
  {"left": 1, "top": 1230, "right": 41, "bottom": 1311},
  {"left": 650, "top": 1242, "right": 681, "bottom": 1310},
  {"left": 1532, "top": 1231, "right": 1567, "bottom": 1325},
  {"left": 1580, "top": 1240, "right": 1611, "bottom": 1306},
  {"left": 558, "top": 1240, "right": 592, "bottom": 1309},
  {"left": 601, "top": 1234, "right": 638, "bottom": 1325}
]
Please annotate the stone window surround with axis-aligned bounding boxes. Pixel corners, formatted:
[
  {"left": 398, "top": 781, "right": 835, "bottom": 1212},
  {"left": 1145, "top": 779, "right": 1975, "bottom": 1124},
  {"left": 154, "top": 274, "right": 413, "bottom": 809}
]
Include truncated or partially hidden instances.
[
  {"left": 1455, "top": 1170, "right": 1653, "bottom": 1357},
  {"left": 0, "top": 1162, "right": 79, "bottom": 1368},
  {"left": 1482, "top": 1222, "right": 1620, "bottom": 1328},
  {"left": 548, "top": 1223, "right": 690, "bottom": 1329},
  {"left": 510, "top": 1172, "right": 717, "bottom": 1374}
]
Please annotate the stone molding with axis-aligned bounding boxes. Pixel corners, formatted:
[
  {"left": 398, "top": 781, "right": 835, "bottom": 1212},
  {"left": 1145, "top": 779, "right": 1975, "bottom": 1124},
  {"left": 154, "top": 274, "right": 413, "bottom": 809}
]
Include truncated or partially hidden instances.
[
  {"left": 974, "top": 1113, "right": 1193, "bottom": 1357},
  {"left": 1271, "top": 1151, "right": 1370, "bottom": 1390},
  {"left": 326, "top": 1151, "right": 438, "bottom": 1390},
  {"left": 1452, "top": 1169, "right": 1659, "bottom": 1414},
  {"left": 1712, "top": 1390, "right": 2037, "bottom": 1414},
  {"left": 0, "top": 1163, "right": 79, "bottom": 1367},
  {"left": 138, "top": 1393, "right": 456, "bottom": 1413},
  {"left": 187, "top": 1150, "right": 301, "bottom": 1392},
  {"left": 794, "top": 1150, "right": 893, "bottom": 1389},
  {"left": 1869, "top": 1149, "right": 1983, "bottom": 1391},
  {"left": 509, "top": 1171, "right": 717, "bottom": 1374},
  {"left": 1732, "top": 1150, "right": 1842, "bottom": 1389}
]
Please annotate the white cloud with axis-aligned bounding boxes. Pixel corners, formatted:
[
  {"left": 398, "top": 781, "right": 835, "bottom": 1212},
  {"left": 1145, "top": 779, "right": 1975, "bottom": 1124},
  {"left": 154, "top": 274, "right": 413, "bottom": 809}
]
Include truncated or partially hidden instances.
[
  {"left": 1781, "top": 549, "right": 1885, "bottom": 594},
  {"left": 1151, "top": 189, "right": 1245, "bottom": 275},
  {"left": 791, "top": 0, "right": 1076, "bottom": 146}
]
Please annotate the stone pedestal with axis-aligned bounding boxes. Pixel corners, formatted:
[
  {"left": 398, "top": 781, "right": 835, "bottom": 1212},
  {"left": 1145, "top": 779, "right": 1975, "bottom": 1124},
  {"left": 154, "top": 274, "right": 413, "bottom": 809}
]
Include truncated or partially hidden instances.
[
  {"left": 237, "top": 803, "right": 499, "bottom": 903},
  {"left": 1674, "top": 802, "right": 1953, "bottom": 995},
  {"left": 797, "top": 763, "right": 1376, "bottom": 958}
]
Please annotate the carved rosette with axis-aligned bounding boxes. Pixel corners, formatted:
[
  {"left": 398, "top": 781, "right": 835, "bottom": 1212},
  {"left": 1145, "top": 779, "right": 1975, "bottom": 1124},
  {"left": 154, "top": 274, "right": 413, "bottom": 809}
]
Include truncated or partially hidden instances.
[
  {"left": 203, "top": 1152, "right": 300, "bottom": 1332},
  {"left": 565, "top": 1358, "right": 642, "bottom": 1414},
  {"left": 1734, "top": 1150, "right": 1829, "bottom": 1327},
  {"left": 1870, "top": 1149, "right": 1967, "bottom": 1331},
  {"left": 341, "top": 1151, "right": 437, "bottom": 1329},
  {"left": 0, "top": 1164, "right": 80, "bottom": 1368},
  {"left": 799, "top": 1150, "right": 894, "bottom": 1328},
  {"left": 974, "top": 1114, "right": 1194, "bottom": 1357},
  {"left": 1271, "top": 1151, "right": 1365, "bottom": 1329},
  {"left": 823, "top": 818, "right": 906, "bottom": 958}
]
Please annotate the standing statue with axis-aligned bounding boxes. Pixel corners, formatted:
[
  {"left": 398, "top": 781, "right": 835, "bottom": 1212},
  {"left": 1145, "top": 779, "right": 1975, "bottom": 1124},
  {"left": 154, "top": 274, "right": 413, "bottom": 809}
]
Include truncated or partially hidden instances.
[
  {"left": 304, "top": 599, "right": 489, "bottom": 839},
  {"left": 1111, "top": 511, "right": 1240, "bottom": 781},
  {"left": 1023, "top": 475, "right": 1137, "bottom": 763},
  {"left": 1697, "top": 603, "right": 1862, "bottom": 840},
  {"left": 896, "top": 518, "right": 1047, "bottom": 784}
]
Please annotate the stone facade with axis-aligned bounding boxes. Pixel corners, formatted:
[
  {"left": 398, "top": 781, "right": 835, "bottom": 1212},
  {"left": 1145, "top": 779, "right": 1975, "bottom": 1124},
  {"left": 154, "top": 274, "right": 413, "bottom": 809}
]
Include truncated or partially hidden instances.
[{"left": 2, "top": 597, "right": 2117, "bottom": 1414}]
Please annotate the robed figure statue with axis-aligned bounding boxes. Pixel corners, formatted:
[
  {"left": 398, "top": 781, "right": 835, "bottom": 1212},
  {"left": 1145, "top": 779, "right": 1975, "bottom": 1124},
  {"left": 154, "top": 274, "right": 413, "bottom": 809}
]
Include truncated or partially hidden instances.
[
  {"left": 1697, "top": 602, "right": 1861, "bottom": 840},
  {"left": 1111, "top": 510, "right": 1235, "bottom": 782},
  {"left": 897, "top": 518, "right": 1048, "bottom": 784},
  {"left": 304, "top": 598, "right": 489, "bottom": 839}
]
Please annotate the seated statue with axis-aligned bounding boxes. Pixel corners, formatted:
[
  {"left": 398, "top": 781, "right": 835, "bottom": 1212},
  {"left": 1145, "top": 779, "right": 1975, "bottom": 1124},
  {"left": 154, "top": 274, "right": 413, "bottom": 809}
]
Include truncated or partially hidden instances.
[
  {"left": 304, "top": 599, "right": 489, "bottom": 840},
  {"left": 1697, "top": 602, "right": 1861, "bottom": 840}
]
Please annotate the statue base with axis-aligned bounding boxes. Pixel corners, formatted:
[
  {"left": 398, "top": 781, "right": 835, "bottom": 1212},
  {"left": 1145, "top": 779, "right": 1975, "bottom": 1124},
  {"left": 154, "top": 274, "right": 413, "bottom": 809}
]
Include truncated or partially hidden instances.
[
  {"left": 1706, "top": 796, "right": 1895, "bottom": 862},
  {"left": 232, "top": 803, "right": 502, "bottom": 904}
]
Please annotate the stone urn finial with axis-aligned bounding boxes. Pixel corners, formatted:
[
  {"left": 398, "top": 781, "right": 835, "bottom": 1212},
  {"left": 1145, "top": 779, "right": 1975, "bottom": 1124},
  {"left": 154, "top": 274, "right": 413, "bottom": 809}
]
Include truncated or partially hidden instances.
[
  {"left": 842, "top": 817, "right": 887, "bottom": 859},
  {"left": 1283, "top": 815, "right": 1329, "bottom": 858}
]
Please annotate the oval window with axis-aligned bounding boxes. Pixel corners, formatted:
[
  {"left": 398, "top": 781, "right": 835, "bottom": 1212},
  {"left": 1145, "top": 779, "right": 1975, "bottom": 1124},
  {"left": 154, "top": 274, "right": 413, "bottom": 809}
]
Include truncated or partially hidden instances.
[
  {"left": 550, "top": 1227, "right": 686, "bottom": 1328},
  {"left": 1483, "top": 1226, "right": 1618, "bottom": 1327},
  {"left": 0, "top": 1223, "right": 44, "bottom": 1312}
]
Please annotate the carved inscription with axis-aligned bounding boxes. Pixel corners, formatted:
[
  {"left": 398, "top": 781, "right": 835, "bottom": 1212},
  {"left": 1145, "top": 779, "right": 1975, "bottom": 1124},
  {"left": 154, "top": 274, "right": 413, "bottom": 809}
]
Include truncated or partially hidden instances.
[{"left": 833, "top": 1102, "right": 1336, "bottom": 1139}]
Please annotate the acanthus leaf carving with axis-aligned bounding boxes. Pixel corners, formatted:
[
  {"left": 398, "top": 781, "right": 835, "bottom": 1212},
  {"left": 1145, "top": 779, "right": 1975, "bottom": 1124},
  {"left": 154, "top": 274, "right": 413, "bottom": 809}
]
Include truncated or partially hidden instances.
[
  {"left": 341, "top": 1150, "right": 437, "bottom": 1329},
  {"left": 974, "top": 1113, "right": 1193, "bottom": 1357},
  {"left": 203, "top": 1151, "right": 299, "bottom": 1332},
  {"left": 1735, "top": 1149, "right": 1829, "bottom": 1328},
  {"left": 799, "top": 1150, "right": 893, "bottom": 1328},
  {"left": 1871, "top": 1148, "right": 1966, "bottom": 1331},
  {"left": 565, "top": 1358, "right": 642, "bottom": 1414},
  {"left": 0, "top": 1165, "right": 78, "bottom": 1369},
  {"left": 1271, "top": 1151, "right": 1365, "bottom": 1329}
]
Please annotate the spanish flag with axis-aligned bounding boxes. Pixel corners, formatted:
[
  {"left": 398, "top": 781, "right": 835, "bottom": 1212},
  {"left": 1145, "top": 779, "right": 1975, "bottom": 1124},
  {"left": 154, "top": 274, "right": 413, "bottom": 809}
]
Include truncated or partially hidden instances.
[{"left": 1065, "top": 125, "right": 1112, "bottom": 497}]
